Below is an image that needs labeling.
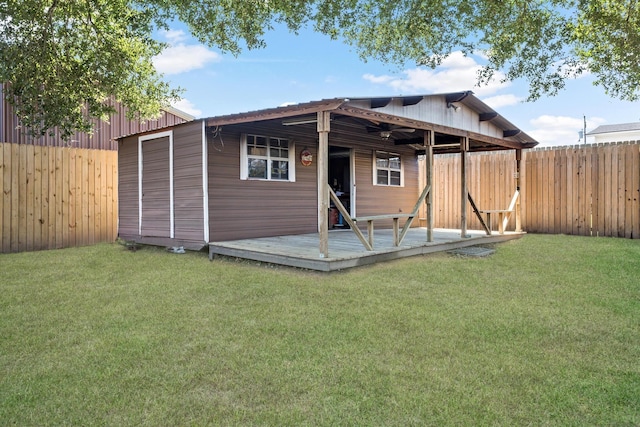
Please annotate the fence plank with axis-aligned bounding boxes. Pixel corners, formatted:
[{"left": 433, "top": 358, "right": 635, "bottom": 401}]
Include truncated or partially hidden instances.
[
  {"left": 75, "top": 150, "right": 88, "bottom": 246},
  {"left": 25, "top": 145, "right": 34, "bottom": 250},
  {"left": 88, "top": 151, "right": 96, "bottom": 244},
  {"left": 18, "top": 144, "right": 28, "bottom": 251},
  {"left": 0, "top": 144, "right": 6, "bottom": 252},
  {"left": 82, "top": 150, "right": 90, "bottom": 245},
  {"left": 577, "top": 146, "right": 588, "bottom": 236},
  {"left": 624, "top": 144, "right": 633, "bottom": 238},
  {"left": 67, "top": 148, "right": 79, "bottom": 246},
  {"left": 633, "top": 144, "right": 640, "bottom": 238},
  {"left": 617, "top": 145, "right": 626, "bottom": 237},
  {"left": 32, "top": 145, "right": 43, "bottom": 250},
  {"left": 523, "top": 149, "right": 534, "bottom": 231},
  {"left": 100, "top": 150, "right": 108, "bottom": 242},
  {"left": 535, "top": 149, "right": 544, "bottom": 233},
  {"left": 40, "top": 146, "right": 49, "bottom": 249}
]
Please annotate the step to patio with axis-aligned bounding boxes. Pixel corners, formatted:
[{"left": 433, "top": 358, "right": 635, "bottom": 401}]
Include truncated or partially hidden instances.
[{"left": 447, "top": 246, "right": 496, "bottom": 257}]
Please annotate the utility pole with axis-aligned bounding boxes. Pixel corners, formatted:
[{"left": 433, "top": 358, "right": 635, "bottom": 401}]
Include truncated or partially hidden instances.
[{"left": 583, "top": 115, "right": 587, "bottom": 144}]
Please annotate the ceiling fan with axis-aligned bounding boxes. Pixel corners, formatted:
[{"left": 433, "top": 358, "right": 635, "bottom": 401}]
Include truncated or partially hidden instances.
[{"left": 365, "top": 123, "right": 416, "bottom": 140}]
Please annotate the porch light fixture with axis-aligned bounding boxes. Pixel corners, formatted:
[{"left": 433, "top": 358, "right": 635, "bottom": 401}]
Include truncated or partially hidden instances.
[
  {"left": 282, "top": 117, "right": 318, "bottom": 126},
  {"left": 380, "top": 130, "right": 392, "bottom": 140},
  {"left": 447, "top": 102, "right": 460, "bottom": 112}
]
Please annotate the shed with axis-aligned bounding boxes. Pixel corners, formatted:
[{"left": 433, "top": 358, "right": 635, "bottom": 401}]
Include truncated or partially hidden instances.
[{"left": 117, "top": 92, "right": 538, "bottom": 266}]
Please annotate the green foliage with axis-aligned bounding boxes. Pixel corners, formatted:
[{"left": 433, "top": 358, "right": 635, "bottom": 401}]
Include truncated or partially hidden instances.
[
  {"left": 1, "top": 0, "right": 639, "bottom": 138},
  {"left": 0, "top": 235, "right": 639, "bottom": 425},
  {"left": 0, "top": 0, "right": 180, "bottom": 139}
]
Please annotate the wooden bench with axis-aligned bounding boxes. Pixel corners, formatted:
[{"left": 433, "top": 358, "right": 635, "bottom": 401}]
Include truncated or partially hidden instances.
[
  {"left": 478, "top": 209, "right": 513, "bottom": 234},
  {"left": 352, "top": 213, "right": 414, "bottom": 247}
]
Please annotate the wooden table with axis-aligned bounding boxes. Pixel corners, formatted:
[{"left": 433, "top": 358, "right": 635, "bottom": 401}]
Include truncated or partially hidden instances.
[
  {"left": 478, "top": 210, "right": 513, "bottom": 234},
  {"left": 353, "top": 213, "right": 414, "bottom": 247}
]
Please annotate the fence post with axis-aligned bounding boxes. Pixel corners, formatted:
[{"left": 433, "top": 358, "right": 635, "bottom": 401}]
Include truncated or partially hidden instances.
[{"left": 460, "top": 136, "right": 468, "bottom": 237}]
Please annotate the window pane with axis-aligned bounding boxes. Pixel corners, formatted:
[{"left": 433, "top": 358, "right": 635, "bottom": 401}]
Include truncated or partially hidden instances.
[
  {"left": 271, "top": 161, "right": 289, "bottom": 180},
  {"left": 390, "top": 171, "right": 401, "bottom": 186},
  {"left": 376, "top": 157, "right": 389, "bottom": 168},
  {"left": 249, "top": 145, "right": 267, "bottom": 156},
  {"left": 248, "top": 159, "right": 267, "bottom": 178},
  {"left": 270, "top": 147, "right": 289, "bottom": 158},
  {"left": 270, "top": 138, "right": 288, "bottom": 149},
  {"left": 389, "top": 157, "right": 401, "bottom": 170},
  {"left": 377, "top": 169, "right": 389, "bottom": 185}
]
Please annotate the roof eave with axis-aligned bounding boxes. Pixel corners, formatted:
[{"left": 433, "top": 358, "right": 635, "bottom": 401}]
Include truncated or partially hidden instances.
[{"left": 206, "top": 99, "right": 347, "bottom": 126}]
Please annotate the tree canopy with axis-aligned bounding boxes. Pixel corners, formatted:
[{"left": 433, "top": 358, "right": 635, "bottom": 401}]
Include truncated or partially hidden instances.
[{"left": 1, "top": 0, "right": 638, "bottom": 138}]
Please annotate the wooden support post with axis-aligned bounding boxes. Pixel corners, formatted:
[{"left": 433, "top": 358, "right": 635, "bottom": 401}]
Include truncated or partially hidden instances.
[
  {"left": 515, "top": 149, "right": 522, "bottom": 232},
  {"left": 329, "top": 187, "right": 372, "bottom": 251},
  {"left": 367, "top": 221, "right": 374, "bottom": 248},
  {"left": 460, "top": 136, "right": 469, "bottom": 237},
  {"left": 426, "top": 130, "right": 435, "bottom": 242},
  {"left": 317, "top": 111, "right": 330, "bottom": 258}
]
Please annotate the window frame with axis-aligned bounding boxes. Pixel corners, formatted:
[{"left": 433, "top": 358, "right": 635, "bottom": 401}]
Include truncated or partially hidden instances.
[
  {"left": 240, "top": 133, "right": 296, "bottom": 182},
  {"left": 373, "top": 150, "right": 404, "bottom": 187}
]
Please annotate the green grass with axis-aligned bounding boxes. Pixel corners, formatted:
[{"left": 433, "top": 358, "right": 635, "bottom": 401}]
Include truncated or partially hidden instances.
[{"left": 1, "top": 234, "right": 638, "bottom": 426}]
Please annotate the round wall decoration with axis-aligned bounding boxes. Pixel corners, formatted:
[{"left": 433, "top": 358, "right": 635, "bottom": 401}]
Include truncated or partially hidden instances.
[{"left": 300, "top": 149, "right": 313, "bottom": 166}]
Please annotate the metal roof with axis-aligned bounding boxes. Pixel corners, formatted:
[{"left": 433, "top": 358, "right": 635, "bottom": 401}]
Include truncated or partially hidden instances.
[
  {"left": 204, "top": 92, "right": 537, "bottom": 151},
  {"left": 346, "top": 91, "right": 537, "bottom": 146}
]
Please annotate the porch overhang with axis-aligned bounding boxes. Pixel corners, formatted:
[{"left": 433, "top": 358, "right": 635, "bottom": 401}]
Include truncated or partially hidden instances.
[{"left": 205, "top": 97, "right": 536, "bottom": 154}]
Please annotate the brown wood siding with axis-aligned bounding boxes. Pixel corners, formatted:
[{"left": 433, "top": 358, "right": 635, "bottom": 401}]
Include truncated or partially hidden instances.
[
  {"left": 208, "top": 125, "right": 318, "bottom": 242},
  {"left": 173, "top": 121, "right": 205, "bottom": 242},
  {"left": 207, "top": 121, "right": 422, "bottom": 241},
  {"left": 117, "top": 136, "right": 139, "bottom": 237},
  {"left": 1, "top": 89, "right": 189, "bottom": 150},
  {"left": 141, "top": 136, "right": 171, "bottom": 237}
]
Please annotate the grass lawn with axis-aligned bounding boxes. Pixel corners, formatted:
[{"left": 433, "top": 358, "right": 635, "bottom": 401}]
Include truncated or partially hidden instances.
[{"left": 1, "top": 234, "right": 638, "bottom": 426}]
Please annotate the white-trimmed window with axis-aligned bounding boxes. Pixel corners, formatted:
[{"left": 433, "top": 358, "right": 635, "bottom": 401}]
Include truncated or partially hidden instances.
[
  {"left": 374, "top": 151, "right": 403, "bottom": 186},
  {"left": 241, "top": 134, "right": 295, "bottom": 181}
]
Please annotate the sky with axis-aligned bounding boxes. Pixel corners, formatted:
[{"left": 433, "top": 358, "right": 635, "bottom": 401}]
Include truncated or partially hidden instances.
[{"left": 152, "top": 24, "right": 640, "bottom": 148}]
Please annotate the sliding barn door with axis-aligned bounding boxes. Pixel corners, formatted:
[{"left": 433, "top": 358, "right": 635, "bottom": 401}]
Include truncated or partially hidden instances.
[{"left": 141, "top": 136, "right": 171, "bottom": 237}]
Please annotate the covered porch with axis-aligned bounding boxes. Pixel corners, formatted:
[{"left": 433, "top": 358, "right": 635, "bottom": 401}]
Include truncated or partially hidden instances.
[
  {"left": 204, "top": 92, "right": 537, "bottom": 268},
  {"left": 209, "top": 228, "right": 524, "bottom": 271}
]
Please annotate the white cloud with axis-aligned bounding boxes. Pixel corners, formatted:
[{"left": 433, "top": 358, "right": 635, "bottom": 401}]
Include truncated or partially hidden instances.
[
  {"left": 153, "top": 44, "right": 221, "bottom": 75},
  {"left": 363, "top": 51, "right": 511, "bottom": 96},
  {"left": 481, "top": 94, "right": 523, "bottom": 109},
  {"left": 526, "top": 115, "right": 606, "bottom": 147},
  {"left": 363, "top": 73, "right": 394, "bottom": 84},
  {"left": 171, "top": 98, "right": 202, "bottom": 117},
  {"left": 162, "top": 29, "right": 189, "bottom": 44}
]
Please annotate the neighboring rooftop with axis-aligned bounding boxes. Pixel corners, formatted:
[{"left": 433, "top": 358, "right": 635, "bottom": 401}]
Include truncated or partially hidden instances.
[{"left": 587, "top": 122, "right": 640, "bottom": 135}]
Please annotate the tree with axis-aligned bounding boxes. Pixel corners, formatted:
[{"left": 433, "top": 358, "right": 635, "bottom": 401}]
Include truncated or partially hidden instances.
[{"left": 1, "top": 0, "right": 638, "bottom": 139}]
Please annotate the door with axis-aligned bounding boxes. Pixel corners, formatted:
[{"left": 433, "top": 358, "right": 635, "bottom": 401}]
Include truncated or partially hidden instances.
[
  {"left": 328, "top": 146, "right": 354, "bottom": 226},
  {"left": 141, "top": 136, "right": 171, "bottom": 237}
]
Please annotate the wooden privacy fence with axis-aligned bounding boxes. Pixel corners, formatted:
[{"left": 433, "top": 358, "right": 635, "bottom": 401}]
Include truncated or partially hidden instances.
[
  {"left": 1, "top": 142, "right": 118, "bottom": 253},
  {"left": 432, "top": 142, "right": 640, "bottom": 238},
  {"left": 2, "top": 140, "right": 639, "bottom": 254}
]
